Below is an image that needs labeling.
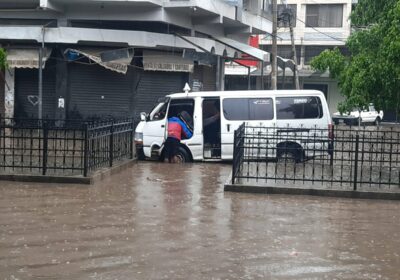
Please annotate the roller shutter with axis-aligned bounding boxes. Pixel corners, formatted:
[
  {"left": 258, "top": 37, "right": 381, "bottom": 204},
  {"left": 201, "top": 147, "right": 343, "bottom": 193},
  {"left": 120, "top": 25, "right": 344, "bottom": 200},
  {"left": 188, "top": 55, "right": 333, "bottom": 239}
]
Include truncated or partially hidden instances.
[
  {"left": 14, "top": 67, "right": 56, "bottom": 119},
  {"left": 68, "top": 63, "right": 133, "bottom": 119},
  {"left": 192, "top": 65, "right": 216, "bottom": 91},
  {"left": 200, "top": 65, "right": 216, "bottom": 91},
  {"left": 133, "top": 71, "right": 188, "bottom": 119}
]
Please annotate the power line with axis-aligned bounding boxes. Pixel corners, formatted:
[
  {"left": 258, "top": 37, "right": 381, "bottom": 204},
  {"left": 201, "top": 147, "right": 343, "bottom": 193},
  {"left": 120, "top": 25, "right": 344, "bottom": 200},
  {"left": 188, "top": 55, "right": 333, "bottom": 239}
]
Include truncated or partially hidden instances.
[{"left": 296, "top": 17, "right": 347, "bottom": 43}]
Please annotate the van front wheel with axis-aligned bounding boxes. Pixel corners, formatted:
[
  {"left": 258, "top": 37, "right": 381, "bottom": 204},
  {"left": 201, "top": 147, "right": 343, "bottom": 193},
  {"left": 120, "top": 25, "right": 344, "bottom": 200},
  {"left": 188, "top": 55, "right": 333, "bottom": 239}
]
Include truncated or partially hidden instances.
[{"left": 174, "top": 147, "right": 191, "bottom": 163}]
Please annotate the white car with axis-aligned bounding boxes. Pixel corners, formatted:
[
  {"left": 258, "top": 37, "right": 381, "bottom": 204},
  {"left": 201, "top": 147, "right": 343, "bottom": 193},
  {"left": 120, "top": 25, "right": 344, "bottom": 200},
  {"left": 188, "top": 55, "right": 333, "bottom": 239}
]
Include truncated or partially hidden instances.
[{"left": 332, "top": 104, "right": 384, "bottom": 125}]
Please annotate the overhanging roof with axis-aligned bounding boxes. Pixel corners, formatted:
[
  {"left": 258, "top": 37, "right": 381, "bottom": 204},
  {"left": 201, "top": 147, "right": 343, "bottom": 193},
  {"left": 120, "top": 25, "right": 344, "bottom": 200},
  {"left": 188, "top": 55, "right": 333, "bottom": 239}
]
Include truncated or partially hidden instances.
[
  {"left": 214, "top": 37, "right": 270, "bottom": 62},
  {"left": 65, "top": 47, "right": 133, "bottom": 74}
]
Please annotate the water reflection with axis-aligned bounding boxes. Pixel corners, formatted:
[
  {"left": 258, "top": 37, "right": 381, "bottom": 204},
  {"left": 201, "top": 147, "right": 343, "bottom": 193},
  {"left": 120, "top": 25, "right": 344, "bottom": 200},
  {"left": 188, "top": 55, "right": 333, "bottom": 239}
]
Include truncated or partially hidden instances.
[{"left": 0, "top": 162, "right": 399, "bottom": 279}]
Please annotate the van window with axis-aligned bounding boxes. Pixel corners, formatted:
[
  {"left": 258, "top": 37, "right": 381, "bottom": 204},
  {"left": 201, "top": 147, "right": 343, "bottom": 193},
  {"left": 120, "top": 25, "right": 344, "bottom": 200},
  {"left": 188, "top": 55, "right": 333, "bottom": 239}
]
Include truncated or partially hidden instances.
[
  {"left": 167, "top": 99, "right": 194, "bottom": 118},
  {"left": 150, "top": 102, "right": 168, "bottom": 121},
  {"left": 223, "top": 98, "right": 274, "bottom": 120},
  {"left": 276, "top": 97, "right": 323, "bottom": 119}
]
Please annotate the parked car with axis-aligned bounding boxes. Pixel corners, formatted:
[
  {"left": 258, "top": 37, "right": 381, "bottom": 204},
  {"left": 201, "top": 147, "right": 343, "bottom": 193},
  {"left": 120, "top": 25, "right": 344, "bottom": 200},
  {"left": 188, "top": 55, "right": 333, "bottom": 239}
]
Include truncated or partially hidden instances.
[{"left": 332, "top": 104, "right": 384, "bottom": 125}]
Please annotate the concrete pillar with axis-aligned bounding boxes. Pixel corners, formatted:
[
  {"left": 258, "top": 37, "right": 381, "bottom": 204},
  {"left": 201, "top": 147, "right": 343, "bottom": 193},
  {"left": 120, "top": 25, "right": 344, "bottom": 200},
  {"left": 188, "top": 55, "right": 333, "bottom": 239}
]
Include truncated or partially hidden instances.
[
  {"left": 55, "top": 50, "right": 67, "bottom": 121},
  {"left": 216, "top": 56, "right": 225, "bottom": 91},
  {"left": 4, "top": 68, "right": 15, "bottom": 120}
]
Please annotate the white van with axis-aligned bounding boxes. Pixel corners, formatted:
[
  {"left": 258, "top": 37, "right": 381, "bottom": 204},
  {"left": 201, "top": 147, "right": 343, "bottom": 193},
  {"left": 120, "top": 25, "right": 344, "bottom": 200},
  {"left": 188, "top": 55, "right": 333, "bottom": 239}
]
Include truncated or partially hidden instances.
[{"left": 135, "top": 90, "right": 333, "bottom": 162}]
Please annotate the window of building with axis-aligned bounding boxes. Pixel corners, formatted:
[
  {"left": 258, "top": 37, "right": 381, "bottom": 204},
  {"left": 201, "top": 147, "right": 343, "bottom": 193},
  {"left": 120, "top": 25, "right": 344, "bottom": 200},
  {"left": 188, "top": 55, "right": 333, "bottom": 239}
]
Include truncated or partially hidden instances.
[
  {"left": 304, "top": 46, "right": 349, "bottom": 65},
  {"left": 278, "top": 4, "right": 297, "bottom": 27},
  {"left": 223, "top": 98, "right": 274, "bottom": 120},
  {"left": 306, "top": 4, "right": 343, "bottom": 28},
  {"left": 276, "top": 97, "right": 323, "bottom": 119}
]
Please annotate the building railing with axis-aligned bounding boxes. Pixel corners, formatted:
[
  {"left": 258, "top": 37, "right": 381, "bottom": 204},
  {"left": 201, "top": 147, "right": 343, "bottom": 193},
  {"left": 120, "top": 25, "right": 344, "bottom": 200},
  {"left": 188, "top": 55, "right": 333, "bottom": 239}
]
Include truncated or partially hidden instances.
[
  {"left": 231, "top": 123, "right": 400, "bottom": 191},
  {"left": 0, "top": 117, "right": 134, "bottom": 177}
]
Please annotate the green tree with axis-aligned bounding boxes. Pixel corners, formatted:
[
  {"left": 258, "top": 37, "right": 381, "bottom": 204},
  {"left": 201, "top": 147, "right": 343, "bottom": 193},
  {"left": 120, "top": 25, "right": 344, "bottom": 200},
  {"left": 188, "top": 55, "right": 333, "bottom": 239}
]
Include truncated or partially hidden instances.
[
  {"left": 311, "top": 0, "right": 400, "bottom": 113},
  {"left": 0, "top": 48, "right": 7, "bottom": 70}
]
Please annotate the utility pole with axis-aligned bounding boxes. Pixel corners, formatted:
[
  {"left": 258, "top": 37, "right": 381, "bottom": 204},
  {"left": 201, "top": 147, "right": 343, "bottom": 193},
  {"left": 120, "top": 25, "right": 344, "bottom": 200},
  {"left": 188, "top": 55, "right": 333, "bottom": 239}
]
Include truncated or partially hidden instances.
[
  {"left": 38, "top": 25, "right": 45, "bottom": 120},
  {"left": 271, "top": 0, "right": 277, "bottom": 90},
  {"left": 289, "top": 12, "right": 300, "bottom": 89}
]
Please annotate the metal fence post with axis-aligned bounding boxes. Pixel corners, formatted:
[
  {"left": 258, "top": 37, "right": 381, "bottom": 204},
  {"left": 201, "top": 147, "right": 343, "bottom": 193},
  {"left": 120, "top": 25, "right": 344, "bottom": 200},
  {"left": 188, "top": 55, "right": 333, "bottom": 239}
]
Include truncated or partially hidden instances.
[
  {"left": 109, "top": 121, "right": 114, "bottom": 167},
  {"left": 130, "top": 120, "right": 134, "bottom": 159},
  {"left": 42, "top": 121, "right": 48, "bottom": 176},
  {"left": 353, "top": 134, "right": 360, "bottom": 191},
  {"left": 232, "top": 128, "right": 238, "bottom": 185},
  {"left": 83, "top": 123, "right": 89, "bottom": 177},
  {"left": 330, "top": 125, "right": 334, "bottom": 166}
]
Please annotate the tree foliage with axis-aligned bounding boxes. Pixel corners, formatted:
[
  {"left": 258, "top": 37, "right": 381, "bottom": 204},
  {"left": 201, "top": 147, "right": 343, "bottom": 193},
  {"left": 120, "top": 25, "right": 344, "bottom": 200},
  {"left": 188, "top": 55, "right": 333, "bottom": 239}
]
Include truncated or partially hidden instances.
[
  {"left": 0, "top": 48, "right": 7, "bottom": 71},
  {"left": 311, "top": 0, "right": 400, "bottom": 113}
]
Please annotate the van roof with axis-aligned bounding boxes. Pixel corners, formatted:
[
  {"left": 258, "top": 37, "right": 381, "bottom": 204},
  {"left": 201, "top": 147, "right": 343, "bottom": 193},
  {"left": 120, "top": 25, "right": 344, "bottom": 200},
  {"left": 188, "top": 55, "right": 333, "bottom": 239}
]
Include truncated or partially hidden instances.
[{"left": 167, "top": 90, "right": 325, "bottom": 99}]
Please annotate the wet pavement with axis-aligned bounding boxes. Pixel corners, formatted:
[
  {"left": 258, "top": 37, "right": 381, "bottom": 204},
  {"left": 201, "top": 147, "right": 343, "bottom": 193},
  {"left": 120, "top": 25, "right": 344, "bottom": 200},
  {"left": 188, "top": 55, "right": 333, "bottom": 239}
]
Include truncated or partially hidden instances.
[{"left": 1, "top": 162, "right": 400, "bottom": 280}]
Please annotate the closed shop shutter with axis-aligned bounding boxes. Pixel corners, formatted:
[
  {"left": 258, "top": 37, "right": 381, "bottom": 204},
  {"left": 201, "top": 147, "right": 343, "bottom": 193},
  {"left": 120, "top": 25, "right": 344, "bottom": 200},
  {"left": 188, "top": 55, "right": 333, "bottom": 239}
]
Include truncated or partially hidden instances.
[
  {"left": 134, "top": 71, "right": 188, "bottom": 119},
  {"left": 202, "top": 65, "right": 216, "bottom": 91},
  {"left": 14, "top": 67, "right": 56, "bottom": 119},
  {"left": 68, "top": 63, "right": 133, "bottom": 119},
  {"left": 192, "top": 65, "right": 216, "bottom": 91}
]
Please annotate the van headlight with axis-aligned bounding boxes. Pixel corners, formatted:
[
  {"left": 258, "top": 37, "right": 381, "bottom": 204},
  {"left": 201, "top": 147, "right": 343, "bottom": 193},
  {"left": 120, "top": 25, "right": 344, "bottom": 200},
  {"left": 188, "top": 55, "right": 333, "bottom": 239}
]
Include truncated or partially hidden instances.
[{"left": 134, "top": 132, "right": 143, "bottom": 144}]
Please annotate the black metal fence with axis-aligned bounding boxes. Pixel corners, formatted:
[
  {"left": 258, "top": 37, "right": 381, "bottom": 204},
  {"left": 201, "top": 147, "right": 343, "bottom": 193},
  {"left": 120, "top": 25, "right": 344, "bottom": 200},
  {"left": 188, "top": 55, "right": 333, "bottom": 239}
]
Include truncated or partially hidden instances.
[
  {"left": 232, "top": 123, "right": 400, "bottom": 191},
  {"left": 0, "top": 117, "right": 134, "bottom": 177}
]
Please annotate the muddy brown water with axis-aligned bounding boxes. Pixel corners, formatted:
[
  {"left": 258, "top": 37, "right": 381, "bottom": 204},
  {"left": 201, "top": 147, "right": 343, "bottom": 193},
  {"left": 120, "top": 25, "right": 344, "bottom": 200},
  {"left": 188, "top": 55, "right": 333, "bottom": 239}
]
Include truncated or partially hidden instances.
[{"left": 1, "top": 162, "right": 399, "bottom": 279}]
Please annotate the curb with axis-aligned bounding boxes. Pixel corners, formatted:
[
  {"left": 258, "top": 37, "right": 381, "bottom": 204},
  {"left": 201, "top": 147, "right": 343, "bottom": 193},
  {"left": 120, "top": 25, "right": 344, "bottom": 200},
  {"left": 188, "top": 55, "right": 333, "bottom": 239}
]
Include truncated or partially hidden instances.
[
  {"left": 224, "top": 184, "right": 400, "bottom": 201},
  {"left": 0, "top": 159, "right": 136, "bottom": 185}
]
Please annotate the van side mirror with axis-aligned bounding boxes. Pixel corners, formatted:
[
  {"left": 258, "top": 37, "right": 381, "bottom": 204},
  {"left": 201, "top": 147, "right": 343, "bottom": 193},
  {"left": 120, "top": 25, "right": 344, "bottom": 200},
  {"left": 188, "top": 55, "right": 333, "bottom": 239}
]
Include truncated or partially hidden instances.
[{"left": 140, "top": 112, "right": 148, "bottom": 122}]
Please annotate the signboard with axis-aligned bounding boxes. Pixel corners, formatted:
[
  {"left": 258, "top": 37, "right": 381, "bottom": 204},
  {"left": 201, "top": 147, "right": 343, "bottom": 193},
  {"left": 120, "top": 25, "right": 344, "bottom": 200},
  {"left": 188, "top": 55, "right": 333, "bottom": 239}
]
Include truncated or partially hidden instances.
[
  {"left": 143, "top": 50, "right": 194, "bottom": 72},
  {"left": 192, "top": 79, "right": 203, "bottom": 92}
]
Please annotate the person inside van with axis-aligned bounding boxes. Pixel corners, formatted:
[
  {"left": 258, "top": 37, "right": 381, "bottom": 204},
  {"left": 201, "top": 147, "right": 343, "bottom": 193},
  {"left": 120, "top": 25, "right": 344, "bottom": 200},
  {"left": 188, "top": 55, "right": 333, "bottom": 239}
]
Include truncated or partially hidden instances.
[
  {"left": 203, "top": 100, "right": 221, "bottom": 156},
  {"left": 164, "top": 111, "right": 193, "bottom": 163}
]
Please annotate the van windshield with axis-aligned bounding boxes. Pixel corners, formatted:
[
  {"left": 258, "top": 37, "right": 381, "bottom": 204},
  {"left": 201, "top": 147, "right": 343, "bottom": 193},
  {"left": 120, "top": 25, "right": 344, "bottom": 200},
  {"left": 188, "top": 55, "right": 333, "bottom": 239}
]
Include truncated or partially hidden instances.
[{"left": 149, "top": 102, "right": 168, "bottom": 121}]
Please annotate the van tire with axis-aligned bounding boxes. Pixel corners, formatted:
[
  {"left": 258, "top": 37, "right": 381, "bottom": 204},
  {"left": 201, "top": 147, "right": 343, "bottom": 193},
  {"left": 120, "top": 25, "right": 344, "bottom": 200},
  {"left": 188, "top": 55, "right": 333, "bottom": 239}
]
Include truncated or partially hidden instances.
[
  {"left": 175, "top": 146, "right": 191, "bottom": 163},
  {"left": 375, "top": 117, "right": 381, "bottom": 126},
  {"left": 278, "top": 152, "right": 296, "bottom": 163},
  {"left": 277, "top": 142, "right": 304, "bottom": 163}
]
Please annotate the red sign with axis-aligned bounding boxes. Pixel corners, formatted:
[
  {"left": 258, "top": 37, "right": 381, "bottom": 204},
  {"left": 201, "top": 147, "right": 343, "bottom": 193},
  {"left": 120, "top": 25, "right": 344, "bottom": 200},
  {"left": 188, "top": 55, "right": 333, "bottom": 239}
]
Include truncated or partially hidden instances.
[{"left": 235, "top": 35, "right": 259, "bottom": 67}]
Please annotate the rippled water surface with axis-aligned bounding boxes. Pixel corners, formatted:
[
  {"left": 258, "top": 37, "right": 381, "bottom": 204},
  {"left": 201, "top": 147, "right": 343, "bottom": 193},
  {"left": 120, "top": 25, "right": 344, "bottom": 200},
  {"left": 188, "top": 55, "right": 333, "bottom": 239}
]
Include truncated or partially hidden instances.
[{"left": 1, "top": 162, "right": 399, "bottom": 279}]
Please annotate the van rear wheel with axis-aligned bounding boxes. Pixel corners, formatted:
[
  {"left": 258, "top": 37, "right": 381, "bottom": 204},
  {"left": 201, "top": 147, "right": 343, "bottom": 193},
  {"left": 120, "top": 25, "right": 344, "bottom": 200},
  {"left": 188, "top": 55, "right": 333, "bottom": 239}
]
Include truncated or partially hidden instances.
[{"left": 278, "top": 151, "right": 296, "bottom": 164}]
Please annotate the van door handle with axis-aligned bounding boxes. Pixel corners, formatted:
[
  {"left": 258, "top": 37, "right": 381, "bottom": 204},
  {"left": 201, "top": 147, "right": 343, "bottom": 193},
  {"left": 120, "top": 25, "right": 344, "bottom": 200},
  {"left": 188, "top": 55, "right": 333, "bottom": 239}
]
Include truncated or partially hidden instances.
[
  {"left": 161, "top": 125, "right": 165, "bottom": 128},
  {"left": 227, "top": 124, "right": 230, "bottom": 132}
]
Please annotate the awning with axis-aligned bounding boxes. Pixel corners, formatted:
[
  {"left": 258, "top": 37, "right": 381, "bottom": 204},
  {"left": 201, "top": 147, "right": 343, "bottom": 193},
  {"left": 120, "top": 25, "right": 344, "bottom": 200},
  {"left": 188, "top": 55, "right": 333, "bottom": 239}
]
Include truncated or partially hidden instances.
[
  {"left": 6, "top": 48, "right": 52, "bottom": 69},
  {"left": 214, "top": 37, "right": 270, "bottom": 62},
  {"left": 143, "top": 50, "right": 194, "bottom": 72},
  {"left": 65, "top": 48, "right": 133, "bottom": 74},
  {"left": 277, "top": 56, "right": 296, "bottom": 72}
]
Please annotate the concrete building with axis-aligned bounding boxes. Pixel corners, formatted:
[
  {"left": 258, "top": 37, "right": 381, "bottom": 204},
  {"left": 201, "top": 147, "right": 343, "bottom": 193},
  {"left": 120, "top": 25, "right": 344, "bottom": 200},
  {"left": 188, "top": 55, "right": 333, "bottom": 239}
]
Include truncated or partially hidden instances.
[
  {"left": 0, "top": 0, "right": 272, "bottom": 120},
  {"left": 226, "top": 0, "right": 354, "bottom": 114},
  {"left": 263, "top": 0, "right": 354, "bottom": 114}
]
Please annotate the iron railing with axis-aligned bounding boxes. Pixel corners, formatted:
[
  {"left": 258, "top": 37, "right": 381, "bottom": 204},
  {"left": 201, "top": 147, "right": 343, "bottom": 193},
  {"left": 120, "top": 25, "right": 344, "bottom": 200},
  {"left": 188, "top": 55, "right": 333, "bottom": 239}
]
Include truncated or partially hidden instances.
[
  {"left": 231, "top": 123, "right": 400, "bottom": 191},
  {"left": 0, "top": 117, "right": 134, "bottom": 177}
]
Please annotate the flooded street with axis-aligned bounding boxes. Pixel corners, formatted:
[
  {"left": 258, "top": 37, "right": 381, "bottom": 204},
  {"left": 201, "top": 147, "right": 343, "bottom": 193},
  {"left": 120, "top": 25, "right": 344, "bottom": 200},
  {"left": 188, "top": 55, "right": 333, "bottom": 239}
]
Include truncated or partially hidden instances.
[{"left": 1, "top": 162, "right": 400, "bottom": 280}]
